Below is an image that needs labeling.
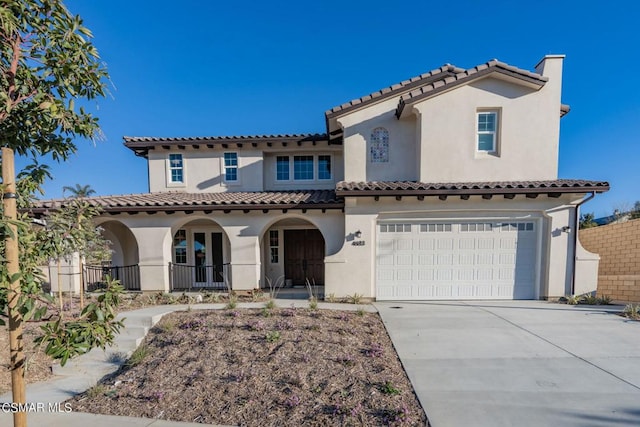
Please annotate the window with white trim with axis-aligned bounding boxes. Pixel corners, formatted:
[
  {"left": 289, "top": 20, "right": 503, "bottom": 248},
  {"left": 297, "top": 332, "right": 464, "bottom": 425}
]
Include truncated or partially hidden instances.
[
  {"left": 173, "top": 229, "right": 187, "bottom": 264},
  {"left": 293, "top": 155, "right": 314, "bottom": 180},
  {"left": 477, "top": 111, "right": 498, "bottom": 152},
  {"left": 224, "top": 152, "right": 238, "bottom": 182},
  {"left": 269, "top": 230, "right": 279, "bottom": 263},
  {"left": 274, "top": 155, "right": 332, "bottom": 182},
  {"left": 370, "top": 127, "right": 389, "bottom": 163},
  {"left": 318, "top": 155, "right": 331, "bottom": 180},
  {"left": 276, "top": 156, "right": 290, "bottom": 181},
  {"left": 168, "top": 153, "right": 184, "bottom": 183}
]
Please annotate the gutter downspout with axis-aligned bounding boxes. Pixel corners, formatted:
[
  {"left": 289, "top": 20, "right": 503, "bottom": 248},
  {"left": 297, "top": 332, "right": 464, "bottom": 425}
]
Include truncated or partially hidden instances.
[{"left": 571, "top": 191, "right": 596, "bottom": 295}]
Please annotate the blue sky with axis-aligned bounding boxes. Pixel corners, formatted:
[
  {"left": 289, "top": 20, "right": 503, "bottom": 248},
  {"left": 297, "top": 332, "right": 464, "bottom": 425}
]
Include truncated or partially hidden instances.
[{"left": 23, "top": 0, "right": 640, "bottom": 217}]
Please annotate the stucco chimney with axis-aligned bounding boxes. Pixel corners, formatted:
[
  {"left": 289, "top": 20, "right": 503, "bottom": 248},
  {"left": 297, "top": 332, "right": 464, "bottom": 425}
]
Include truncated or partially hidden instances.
[{"left": 534, "top": 54, "right": 565, "bottom": 81}]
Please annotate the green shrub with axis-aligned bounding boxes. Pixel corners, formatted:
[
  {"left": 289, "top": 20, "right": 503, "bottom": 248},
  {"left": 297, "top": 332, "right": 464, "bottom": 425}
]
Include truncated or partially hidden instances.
[
  {"left": 127, "top": 344, "right": 151, "bottom": 367},
  {"left": 265, "top": 331, "right": 281, "bottom": 343},
  {"left": 597, "top": 295, "right": 612, "bottom": 305},
  {"left": 380, "top": 380, "right": 401, "bottom": 395},
  {"left": 623, "top": 303, "right": 640, "bottom": 319}
]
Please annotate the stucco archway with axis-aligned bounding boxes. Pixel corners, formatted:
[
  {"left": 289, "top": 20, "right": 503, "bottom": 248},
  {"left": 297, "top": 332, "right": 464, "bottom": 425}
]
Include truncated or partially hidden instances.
[
  {"left": 167, "top": 217, "right": 231, "bottom": 291},
  {"left": 93, "top": 220, "right": 141, "bottom": 290},
  {"left": 260, "top": 216, "right": 326, "bottom": 290}
]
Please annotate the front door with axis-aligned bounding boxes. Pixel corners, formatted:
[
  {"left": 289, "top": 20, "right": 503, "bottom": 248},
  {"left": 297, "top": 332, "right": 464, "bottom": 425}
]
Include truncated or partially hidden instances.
[{"left": 284, "top": 229, "right": 324, "bottom": 285}]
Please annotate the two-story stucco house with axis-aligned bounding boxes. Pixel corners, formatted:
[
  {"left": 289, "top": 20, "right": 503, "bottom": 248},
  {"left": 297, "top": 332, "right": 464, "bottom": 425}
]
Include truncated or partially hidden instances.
[{"left": 37, "top": 55, "right": 609, "bottom": 300}]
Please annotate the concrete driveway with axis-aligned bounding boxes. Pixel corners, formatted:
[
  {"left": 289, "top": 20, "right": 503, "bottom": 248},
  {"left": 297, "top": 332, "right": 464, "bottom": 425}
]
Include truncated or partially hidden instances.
[{"left": 375, "top": 301, "right": 640, "bottom": 427}]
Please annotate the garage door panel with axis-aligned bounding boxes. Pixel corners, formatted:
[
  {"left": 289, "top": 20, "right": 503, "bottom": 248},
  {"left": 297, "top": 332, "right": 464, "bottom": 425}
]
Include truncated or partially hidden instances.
[
  {"left": 378, "top": 239, "right": 394, "bottom": 252},
  {"left": 458, "top": 253, "right": 475, "bottom": 265},
  {"left": 396, "top": 238, "right": 413, "bottom": 250},
  {"left": 418, "top": 239, "right": 435, "bottom": 250},
  {"left": 459, "top": 238, "right": 475, "bottom": 249},
  {"left": 436, "top": 269, "right": 453, "bottom": 281},
  {"left": 378, "top": 254, "right": 394, "bottom": 265},
  {"left": 500, "top": 238, "right": 517, "bottom": 249},
  {"left": 418, "top": 269, "right": 434, "bottom": 281},
  {"left": 396, "top": 254, "right": 412, "bottom": 265},
  {"left": 437, "top": 254, "right": 453, "bottom": 265},
  {"left": 437, "top": 239, "right": 454, "bottom": 250},
  {"left": 476, "top": 269, "right": 493, "bottom": 280},
  {"left": 458, "top": 269, "right": 475, "bottom": 281},
  {"left": 499, "top": 253, "right": 516, "bottom": 265},
  {"left": 376, "top": 221, "right": 538, "bottom": 301},
  {"left": 396, "top": 269, "right": 412, "bottom": 281},
  {"left": 477, "top": 252, "right": 493, "bottom": 264},
  {"left": 477, "top": 238, "right": 494, "bottom": 249},
  {"left": 418, "top": 254, "right": 434, "bottom": 265}
]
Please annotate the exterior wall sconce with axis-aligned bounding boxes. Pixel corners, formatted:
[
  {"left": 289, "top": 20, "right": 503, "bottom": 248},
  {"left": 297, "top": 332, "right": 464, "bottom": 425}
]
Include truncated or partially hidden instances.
[
  {"left": 561, "top": 226, "right": 571, "bottom": 233},
  {"left": 354, "top": 230, "right": 362, "bottom": 238}
]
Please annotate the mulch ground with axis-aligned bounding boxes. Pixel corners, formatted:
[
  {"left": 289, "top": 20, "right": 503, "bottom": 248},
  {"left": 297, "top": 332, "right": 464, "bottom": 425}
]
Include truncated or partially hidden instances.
[{"left": 69, "top": 307, "right": 428, "bottom": 426}]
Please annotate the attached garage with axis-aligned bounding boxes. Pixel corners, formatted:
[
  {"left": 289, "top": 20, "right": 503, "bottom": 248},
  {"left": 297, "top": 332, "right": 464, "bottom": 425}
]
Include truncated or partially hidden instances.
[{"left": 376, "top": 220, "right": 539, "bottom": 300}]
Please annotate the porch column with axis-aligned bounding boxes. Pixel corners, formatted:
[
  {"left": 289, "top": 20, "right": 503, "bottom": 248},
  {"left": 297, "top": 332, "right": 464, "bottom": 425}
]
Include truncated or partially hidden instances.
[
  {"left": 129, "top": 226, "right": 172, "bottom": 292},
  {"left": 227, "top": 231, "right": 260, "bottom": 291}
]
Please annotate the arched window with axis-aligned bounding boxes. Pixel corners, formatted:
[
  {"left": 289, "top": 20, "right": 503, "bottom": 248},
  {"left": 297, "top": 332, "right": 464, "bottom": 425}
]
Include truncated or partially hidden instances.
[{"left": 370, "top": 127, "right": 389, "bottom": 163}]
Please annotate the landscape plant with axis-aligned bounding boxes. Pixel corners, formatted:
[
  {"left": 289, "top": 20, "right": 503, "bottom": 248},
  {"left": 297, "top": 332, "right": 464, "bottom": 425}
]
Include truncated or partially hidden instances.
[{"left": 0, "top": 1, "right": 113, "bottom": 424}]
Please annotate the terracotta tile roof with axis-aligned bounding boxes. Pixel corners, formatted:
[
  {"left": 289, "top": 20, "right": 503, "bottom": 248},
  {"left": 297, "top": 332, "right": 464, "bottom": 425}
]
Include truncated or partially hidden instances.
[
  {"left": 31, "top": 190, "right": 343, "bottom": 214},
  {"left": 123, "top": 133, "right": 328, "bottom": 145},
  {"left": 123, "top": 134, "right": 333, "bottom": 156},
  {"left": 336, "top": 179, "right": 610, "bottom": 196},
  {"left": 325, "top": 64, "right": 465, "bottom": 118},
  {"left": 396, "top": 60, "right": 548, "bottom": 117}
]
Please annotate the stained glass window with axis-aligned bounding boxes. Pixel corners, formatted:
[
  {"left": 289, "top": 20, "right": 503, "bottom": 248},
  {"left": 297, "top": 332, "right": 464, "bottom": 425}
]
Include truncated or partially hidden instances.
[{"left": 371, "top": 127, "right": 389, "bottom": 163}]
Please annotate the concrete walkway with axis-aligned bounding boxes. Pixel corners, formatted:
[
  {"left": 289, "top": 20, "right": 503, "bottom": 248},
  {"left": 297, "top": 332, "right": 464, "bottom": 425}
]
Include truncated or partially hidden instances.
[
  {"left": 0, "top": 300, "right": 375, "bottom": 426},
  {"left": 375, "top": 301, "right": 640, "bottom": 427}
]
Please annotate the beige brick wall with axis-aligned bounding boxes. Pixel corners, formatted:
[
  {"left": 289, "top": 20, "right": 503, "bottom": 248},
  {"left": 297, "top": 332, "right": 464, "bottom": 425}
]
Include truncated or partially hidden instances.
[{"left": 580, "top": 219, "right": 640, "bottom": 302}]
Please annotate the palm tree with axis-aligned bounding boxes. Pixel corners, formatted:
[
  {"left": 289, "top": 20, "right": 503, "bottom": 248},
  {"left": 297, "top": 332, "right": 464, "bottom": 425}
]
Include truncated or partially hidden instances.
[{"left": 62, "top": 184, "right": 96, "bottom": 198}]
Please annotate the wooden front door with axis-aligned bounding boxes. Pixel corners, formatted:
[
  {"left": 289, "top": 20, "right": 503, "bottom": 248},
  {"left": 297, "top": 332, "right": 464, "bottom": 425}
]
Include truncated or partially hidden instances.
[{"left": 284, "top": 229, "right": 325, "bottom": 285}]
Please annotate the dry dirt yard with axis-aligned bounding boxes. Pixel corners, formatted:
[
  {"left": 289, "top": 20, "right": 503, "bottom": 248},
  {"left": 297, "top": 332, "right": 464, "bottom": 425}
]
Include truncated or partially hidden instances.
[{"left": 70, "top": 307, "right": 427, "bottom": 426}]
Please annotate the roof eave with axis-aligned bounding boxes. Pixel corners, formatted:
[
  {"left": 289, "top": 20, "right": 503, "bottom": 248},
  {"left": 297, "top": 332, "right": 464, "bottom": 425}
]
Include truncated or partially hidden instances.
[
  {"left": 29, "top": 202, "right": 345, "bottom": 215},
  {"left": 337, "top": 185, "right": 610, "bottom": 197}
]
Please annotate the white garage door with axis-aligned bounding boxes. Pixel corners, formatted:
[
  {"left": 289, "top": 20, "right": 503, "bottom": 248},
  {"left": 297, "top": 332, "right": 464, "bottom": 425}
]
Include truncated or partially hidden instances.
[{"left": 376, "top": 221, "right": 538, "bottom": 300}]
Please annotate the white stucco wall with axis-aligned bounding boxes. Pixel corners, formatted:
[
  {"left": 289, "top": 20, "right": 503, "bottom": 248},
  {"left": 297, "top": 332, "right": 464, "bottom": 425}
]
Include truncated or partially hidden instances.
[
  {"left": 338, "top": 96, "right": 418, "bottom": 182},
  {"left": 337, "top": 56, "right": 564, "bottom": 183},
  {"left": 148, "top": 149, "right": 264, "bottom": 193}
]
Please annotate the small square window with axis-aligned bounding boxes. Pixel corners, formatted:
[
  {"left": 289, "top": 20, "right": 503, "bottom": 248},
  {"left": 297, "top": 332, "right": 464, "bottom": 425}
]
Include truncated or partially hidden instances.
[{"left": 294, "top": 156, "right": 314, "bottom": 180}]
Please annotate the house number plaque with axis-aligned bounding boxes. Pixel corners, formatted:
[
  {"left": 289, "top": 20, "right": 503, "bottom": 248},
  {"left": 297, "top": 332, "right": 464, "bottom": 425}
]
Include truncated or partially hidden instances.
[{"left": 352, "top": 241, "right": 365, "bottom": 246}]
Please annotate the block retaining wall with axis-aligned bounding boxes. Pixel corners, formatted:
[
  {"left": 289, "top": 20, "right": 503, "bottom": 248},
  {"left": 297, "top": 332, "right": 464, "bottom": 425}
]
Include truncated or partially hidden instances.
[{"left": 580, "top": 219, "right": 640, "bottom": 303}]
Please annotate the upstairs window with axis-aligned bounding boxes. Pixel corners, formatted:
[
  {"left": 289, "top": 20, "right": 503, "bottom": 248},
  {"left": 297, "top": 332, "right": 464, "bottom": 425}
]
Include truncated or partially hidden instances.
[
  {"left": 276, "top": 156, "right": 290, "bottom": 181},
  {"left": 168, "top": 153, "right": 184, "bottom": 183},
  {"left": 477, "top": 111, "right": 498, "bottom": 152},
  {"left": 224, "top": 152, "right": 238, "bottom": 182},
  {"left": 293, "top": 155, "right": 314, "bottom": 180},
  {"left": 318, "top": 155, "right": 332, "bottom": 180},
  {"left": 370, "top": 127, "right": 389, "bottom": 163}
]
